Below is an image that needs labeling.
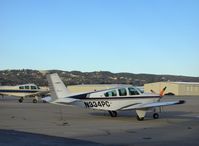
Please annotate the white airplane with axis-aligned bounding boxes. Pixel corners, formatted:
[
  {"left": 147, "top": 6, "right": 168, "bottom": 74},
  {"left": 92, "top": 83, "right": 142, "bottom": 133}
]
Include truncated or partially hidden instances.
[
  {"left": 45, "top": 73, "right": 185, "bottom": 121},
  {"left": 0, "top": 84, "right": 49, "bottom": 103}
]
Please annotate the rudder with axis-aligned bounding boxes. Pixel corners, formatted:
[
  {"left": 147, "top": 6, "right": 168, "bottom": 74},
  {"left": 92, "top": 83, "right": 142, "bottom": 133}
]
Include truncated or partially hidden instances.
[{"left": 47, "top": 73, "right": 71, "bottom": 101}]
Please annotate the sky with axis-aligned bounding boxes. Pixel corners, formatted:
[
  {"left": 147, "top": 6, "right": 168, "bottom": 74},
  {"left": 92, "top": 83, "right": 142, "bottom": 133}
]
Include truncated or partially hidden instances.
[{"left": 0, "top": 0, "right": 199, "bottom": 77}]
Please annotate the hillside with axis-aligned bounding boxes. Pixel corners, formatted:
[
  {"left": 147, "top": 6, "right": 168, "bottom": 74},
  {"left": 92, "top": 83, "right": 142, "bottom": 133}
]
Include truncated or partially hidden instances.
[{"left": 0, "top": 69, "right": 199, "bottom": 86}]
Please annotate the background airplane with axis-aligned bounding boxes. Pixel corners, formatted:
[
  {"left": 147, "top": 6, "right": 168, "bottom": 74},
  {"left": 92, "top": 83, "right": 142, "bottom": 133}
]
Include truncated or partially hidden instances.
[
  {"left": 0, "top": 84, "right": 49, "bottom": 103},
  {"left": 45, "top": 73, "right": 185, "bottom": 121}
]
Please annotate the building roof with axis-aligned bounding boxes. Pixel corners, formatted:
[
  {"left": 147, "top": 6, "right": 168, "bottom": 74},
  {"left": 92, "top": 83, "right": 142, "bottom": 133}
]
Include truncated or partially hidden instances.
[
  {"left": 171, "top": 82, "right": 199, "bottom": 85},
  {"left": 145, "top": 82, "right": 199, "bottom": 85}
]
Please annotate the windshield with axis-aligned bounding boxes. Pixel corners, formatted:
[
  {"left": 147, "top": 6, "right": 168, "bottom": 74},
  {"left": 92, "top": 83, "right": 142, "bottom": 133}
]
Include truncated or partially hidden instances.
[{"left": 137, "top": 88, "right": 144, "bottom": 93}]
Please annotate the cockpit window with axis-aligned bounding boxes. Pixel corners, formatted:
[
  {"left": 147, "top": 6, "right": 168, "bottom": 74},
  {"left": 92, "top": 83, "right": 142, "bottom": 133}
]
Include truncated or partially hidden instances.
[
  {"left": 104, "top": 90, "right": 117, "bottom": 97},
  {"left": 19, "top": 86, "right": 24, "bottom": 90},
  {"left": 31, "top": 86, "right": 37, "bottom": 90},
  {"left": 118, "top": 88, "right": 127, "bottom": 96},
  {"left": 128, "top": 87, "right": 140, "bottom": 95}
]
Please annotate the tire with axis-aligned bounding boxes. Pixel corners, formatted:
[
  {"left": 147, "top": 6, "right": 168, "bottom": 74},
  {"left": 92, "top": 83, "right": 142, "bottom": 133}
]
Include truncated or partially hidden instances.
[
  {"left": 33, "top": 99, "right": 38, "bottom": 103},
  {"left": 18, "top": 99, "right": 23, "bottom": 103},
  {"left": 153, "top": 113, "right": 159, "bottom": 119},
  {"left": 108, "top": 111, "right": 117, "bottom": 117}
]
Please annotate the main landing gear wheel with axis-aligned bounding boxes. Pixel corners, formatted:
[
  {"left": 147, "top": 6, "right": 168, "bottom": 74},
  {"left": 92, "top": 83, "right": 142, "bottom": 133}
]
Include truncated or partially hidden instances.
[
  {"left": 32, "top": 99, "right": 38, "bottom": 103},
  {"left": 108, "top": 111, "right": 117, "bottom": 117},
  {"left": 18, "top": 97, "right": 24, "bottom": 103},
  {"left": 136, "top": 115, "right": 144, "bottom": 121},
  {"left": 153, "top": 113, "right": 159, "bottom": 119}
]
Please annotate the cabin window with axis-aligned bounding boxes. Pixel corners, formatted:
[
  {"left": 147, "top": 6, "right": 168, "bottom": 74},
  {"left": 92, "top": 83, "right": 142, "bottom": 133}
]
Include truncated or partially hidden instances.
[
  {"left": 19, "top": 86, "right": 24, "bottom": 90},
  {"left": 31, "top": 86, "right": 37, "bottom": 90},
  {"left": 25, "top": 86, "right": 29, "bottom": 89},
  {"left": 104, "top": 90, "right": 117, "bottom": 97},
  {"left": 118, "top": 88, "right": 127, "bottom": 96},
  {"left": 104, "top": 92, "right": 108, "bottom": 97},
  {"left": 128, "top": 87, "right": 140, "bottom": 95}
]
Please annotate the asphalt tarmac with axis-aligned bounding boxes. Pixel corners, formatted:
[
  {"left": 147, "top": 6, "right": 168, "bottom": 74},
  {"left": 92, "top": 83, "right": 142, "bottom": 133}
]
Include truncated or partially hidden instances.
[{"left": 0, "top": 96, "right": 199, "bottom": 146}]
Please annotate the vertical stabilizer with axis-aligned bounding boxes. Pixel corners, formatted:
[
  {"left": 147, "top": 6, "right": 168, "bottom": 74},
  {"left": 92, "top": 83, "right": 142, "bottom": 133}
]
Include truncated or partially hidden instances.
[{"left": 47, "top": 73, "right": 71, "bottom": 100}]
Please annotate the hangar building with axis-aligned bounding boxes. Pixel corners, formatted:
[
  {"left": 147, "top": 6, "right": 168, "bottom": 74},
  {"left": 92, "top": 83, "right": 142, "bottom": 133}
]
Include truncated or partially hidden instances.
[{"left": 144, "top": 82, "right": 199, "bottom": 96}]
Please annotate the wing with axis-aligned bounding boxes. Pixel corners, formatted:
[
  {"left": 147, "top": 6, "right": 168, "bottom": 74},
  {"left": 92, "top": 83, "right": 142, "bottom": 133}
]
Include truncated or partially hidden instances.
[
  {"left": 121, "top": 100, "right": 185, "bottom": 110},
  {"left": 0, "top": 93, "right": 8, "bottom": 96},
  {"left": 0, "top": 93, "right": 23, "bottom": 97},
  {"left": 28, "top": 90, "right": 49, "bottom": 97}
]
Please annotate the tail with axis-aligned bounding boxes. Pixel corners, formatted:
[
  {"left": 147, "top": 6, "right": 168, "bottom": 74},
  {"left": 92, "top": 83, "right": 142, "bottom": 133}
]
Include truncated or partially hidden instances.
[
  {"left": 160, "top": 87, "right": 167, "bottom": 97},
  {"left": 46, "top": 73, "right": 74, "bottom": 103}
]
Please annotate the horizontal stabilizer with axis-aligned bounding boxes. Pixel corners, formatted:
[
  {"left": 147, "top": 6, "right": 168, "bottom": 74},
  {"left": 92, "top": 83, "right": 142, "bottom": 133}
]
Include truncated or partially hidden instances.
[
  {"left": 52, "top": 98, "right": 79, "bottom": 105},
  {"left": 41, "top": 96, "right": 52, "bottom": 102}
]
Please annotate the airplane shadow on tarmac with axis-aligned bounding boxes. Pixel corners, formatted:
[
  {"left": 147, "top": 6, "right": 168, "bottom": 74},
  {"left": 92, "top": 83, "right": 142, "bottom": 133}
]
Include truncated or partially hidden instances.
[
  {"left": 89, "top": 110, "right": 193, "bottom": 121},
  {"left": 0, "top": 129, "right": 104, "bottom": 146}
]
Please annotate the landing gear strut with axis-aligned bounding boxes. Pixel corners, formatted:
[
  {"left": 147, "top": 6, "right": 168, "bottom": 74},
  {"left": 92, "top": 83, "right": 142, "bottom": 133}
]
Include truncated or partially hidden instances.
[
  {"left": 18, "top": 97, "right": 24, "bottom": 103},
  {"left": 136, "top": 115, "right": 144, "bottom": 121},
  {"left": 108, "top": 111, "right": 117, "bottom": 117}
]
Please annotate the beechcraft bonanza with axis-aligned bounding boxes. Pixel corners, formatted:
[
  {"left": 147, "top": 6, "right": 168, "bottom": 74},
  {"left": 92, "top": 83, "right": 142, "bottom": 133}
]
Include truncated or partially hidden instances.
[
  {"left": 0, "top": 84, "right": 49, "bottom": 103},
  {"left": 45, "top": 73, "right": 185, "bottom": 121}
]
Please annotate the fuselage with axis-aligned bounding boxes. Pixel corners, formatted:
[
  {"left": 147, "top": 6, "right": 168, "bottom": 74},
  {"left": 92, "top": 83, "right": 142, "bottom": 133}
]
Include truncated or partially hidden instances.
[
  {"left": 0, "top": 84, "right": 48, "bottom": 97},
  {"left": 64, "top": 86, "right": 160, "bottom": 111}
]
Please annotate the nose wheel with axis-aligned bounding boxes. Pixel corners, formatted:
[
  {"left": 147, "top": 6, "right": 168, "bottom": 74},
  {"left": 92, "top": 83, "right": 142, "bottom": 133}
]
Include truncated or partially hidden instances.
[
  {"left": 153, "top": 113, "right": 159, "bottom": 119},
  {"left": 33, "top": 96, "right": 38, "bottom": 103},
  {"left": 32, "top": 99, "right": 38, "bottom": 103}
]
